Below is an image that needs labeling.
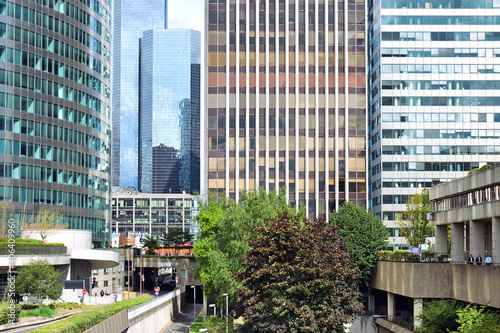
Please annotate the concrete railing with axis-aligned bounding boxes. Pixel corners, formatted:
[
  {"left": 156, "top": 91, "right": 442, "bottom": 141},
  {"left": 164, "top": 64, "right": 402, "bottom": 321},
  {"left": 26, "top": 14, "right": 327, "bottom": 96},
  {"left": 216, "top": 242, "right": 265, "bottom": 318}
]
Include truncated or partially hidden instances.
[{"left": 128, "top": 286, "right": 185, "bottom": 320}]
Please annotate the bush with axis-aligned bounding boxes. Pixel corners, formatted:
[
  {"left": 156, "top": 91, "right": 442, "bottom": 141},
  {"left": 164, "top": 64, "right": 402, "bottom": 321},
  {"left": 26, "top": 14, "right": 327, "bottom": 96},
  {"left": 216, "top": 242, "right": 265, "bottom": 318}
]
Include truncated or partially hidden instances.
[
  {"left": 21, "top": 302, "right": 40, "bottom": 310},
  {"left": 438, "top": 254, "right": 449, "bottom": 263},
  {"left": 393, "top": 250, "right": 410, "bottom": 261},
  {"left": 31, "top": 295, "right": 152, "bottom": 333},
  {"left": 53, "top": 302, "right": 85, "bottom": 311},
  {"left": 407, "top": 253, "right": 421, "bottom": 262},
  {"left": 0, "top": 302, "right": 20, "bottom": 324},
  {"left": 0, "top": 238, "right": 64, "bottom": 247},
  {"left": 378, "top": 250, "right": 392, "bottom": 261},
  {"left": 422, "top": 250, "right": 436, "bottom": 262},
  {"left": 20, "top": 306, "right": 56, "bottom": 318}
]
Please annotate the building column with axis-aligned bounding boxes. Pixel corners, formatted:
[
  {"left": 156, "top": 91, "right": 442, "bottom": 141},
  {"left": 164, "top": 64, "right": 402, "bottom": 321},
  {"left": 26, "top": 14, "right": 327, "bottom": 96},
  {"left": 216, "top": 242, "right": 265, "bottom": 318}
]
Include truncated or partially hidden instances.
[
  {"left": 387, "top": 292, "right": 395, "bottom": 319},
  {"left": 435, "top": 224, "right": 448, "bottom": 256},
  {"left": 413, "top": 298, "right": 423, "bottom": 328},
  {"left": 368, "top": 294, "right": 375, "bottom": 313},
  {"left": 451, "top": 222, "right": 465, "bottom": 262},
  {"left": 470, "top": 220, "right": 485, "bottom": 262},
  {"left": 493, "top": 217, "right": 500, "bottom": 264}
]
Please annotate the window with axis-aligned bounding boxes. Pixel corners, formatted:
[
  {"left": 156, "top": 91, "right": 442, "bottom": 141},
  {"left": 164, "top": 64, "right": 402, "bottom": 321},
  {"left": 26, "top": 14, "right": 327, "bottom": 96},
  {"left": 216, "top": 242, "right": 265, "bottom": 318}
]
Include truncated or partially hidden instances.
[
  {"left": 180, "top": 269, "right": 187, "bottom": 278},
  {"left": 103, "top": 281, "right": 108, "bottom": 287}
]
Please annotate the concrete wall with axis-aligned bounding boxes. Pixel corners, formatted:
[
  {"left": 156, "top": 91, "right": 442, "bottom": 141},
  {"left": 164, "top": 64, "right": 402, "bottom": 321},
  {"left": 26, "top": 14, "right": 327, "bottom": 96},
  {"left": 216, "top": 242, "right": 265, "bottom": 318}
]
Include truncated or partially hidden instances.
[
  {"left": 21, "top": 229, "right": 93, "bottom": 249},
  {"left": 85, "top": 310, "right": 129, "bottom": 333},
  {"left": 372, "top": 262, "right": 500, "bottom": 308}
]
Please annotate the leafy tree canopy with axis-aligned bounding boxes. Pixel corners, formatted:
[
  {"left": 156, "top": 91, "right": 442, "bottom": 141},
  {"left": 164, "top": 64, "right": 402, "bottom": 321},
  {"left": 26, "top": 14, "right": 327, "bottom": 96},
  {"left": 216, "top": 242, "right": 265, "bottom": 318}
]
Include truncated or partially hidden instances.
[
  {"left": 161, "top": 228, "right": 194, "bottom": 248},
  {"left": 16, "top": 259, "right": 62, "bottom": 303},
  {"left": 330, "top": 202, "right": 389, "bottom": 285},
  {"left": 396, "top": 189, "right": 433, "bottom": 248},
  {"left": 141, "top": 235, "right": 160, "bottom": 254},
  {"left": 233, "top": 212, "right": 363, "bottom": 333},
  {"left": 193, "top": 188, "right": 303, "bottom": 308}
]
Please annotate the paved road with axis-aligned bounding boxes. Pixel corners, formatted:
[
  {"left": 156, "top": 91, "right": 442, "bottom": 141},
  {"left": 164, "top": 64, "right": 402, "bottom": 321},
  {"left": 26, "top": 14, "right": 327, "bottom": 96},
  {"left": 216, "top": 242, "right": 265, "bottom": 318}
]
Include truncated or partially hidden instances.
[{"left": 162, "top": 303, "right": 202, "bottom": 333}]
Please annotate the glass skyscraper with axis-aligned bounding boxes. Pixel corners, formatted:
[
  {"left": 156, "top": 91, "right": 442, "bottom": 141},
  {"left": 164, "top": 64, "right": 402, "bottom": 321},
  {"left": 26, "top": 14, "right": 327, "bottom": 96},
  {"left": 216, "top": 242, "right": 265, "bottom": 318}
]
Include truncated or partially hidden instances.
[
  {"left": 368, "top": 0, "right": 500, "bottom": 249},
  {"left": 0, "top": 0, "right": 112, "bottom": 247},
  {"left": 205, "top": 0, "right": 368, "bottom": 216},
  {"left": 139, "top": 29, "right": 201, "bottom": 194},
  {"left": 112, "top": 0, "right": 167, "bottom": 189}
]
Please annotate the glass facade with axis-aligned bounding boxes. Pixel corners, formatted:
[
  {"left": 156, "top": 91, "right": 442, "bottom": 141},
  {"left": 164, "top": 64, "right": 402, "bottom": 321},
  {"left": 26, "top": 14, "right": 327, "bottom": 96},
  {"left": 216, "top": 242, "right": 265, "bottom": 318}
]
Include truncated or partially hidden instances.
[
  {"left": 112, "top": 0, "right": 167, "bottom": 189},
  {"left": 111, "top": 192, "right": 200, "bottom": 238},
  {"left": 368, "top": 0, "right": 500, "bottom": 248},
  {"left": 205, "top": 0, "right": 368, "bottom": 217},
  {"left": 0, "top": 0, "right": 112, "bottom": 246},
  {"left": 139, "top": 29, "right": 201, "bottom": 194}
]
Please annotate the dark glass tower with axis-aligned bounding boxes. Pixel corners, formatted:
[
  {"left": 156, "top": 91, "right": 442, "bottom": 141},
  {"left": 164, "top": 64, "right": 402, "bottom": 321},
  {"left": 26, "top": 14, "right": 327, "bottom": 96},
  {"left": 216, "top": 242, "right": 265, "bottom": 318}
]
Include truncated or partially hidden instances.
[{"left": 0, "top": 0, "right": 112, "bottom": 246}]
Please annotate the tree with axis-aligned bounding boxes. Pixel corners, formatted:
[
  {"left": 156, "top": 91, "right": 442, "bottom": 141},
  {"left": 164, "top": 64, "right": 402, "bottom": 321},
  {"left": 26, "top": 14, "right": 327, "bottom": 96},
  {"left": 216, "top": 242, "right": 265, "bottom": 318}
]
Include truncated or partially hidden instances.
[
  {"left": 21, "top": 208, "right": 68, "bottom": 241},
  {"left": 141, "top": 235, "right": 160, "bottom": 254},
  {"left": 233, "top": 212, "right": 363, "bottom": 332},
  {"left": 396, "top": 189, "right": 433, "bottom": 248},
  {"left": 193, "top": 188, "right": 303, "bottom": 308},
  {"left": 16, "top": 259, "right": 62, "bottom": 303},
  {"left": 161, "top": 228, "right": 194, "bottom": 255},
  {"left": 330, "top": 202, "right": 389, "bottom": 301},
  {"left": 451, "top": 304, "right": 500, "bottom": 333},
  {"left": 0, "top": 201, "right": 15, "bottom": 238},
  {"left": 415, "top": 299, "right": 461, "bottom": 333}
]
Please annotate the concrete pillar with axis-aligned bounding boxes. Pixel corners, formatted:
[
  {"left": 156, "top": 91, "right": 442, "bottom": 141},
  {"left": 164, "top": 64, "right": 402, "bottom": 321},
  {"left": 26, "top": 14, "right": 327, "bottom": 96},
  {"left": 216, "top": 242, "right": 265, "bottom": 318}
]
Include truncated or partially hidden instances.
[
  {"left": 368, "top": 294, "right": 375, "bottom": 313},
  {"left": 387, "top": 292, "right": 395, "bottom": 319},
  {"left": 470, "top": 220, "right": 485, "bottom": 263},
  {"left": 451, "top": 222, "right": 465, "bottom": 262},
  {"left": 435, "top": 224, "right": 448, "bottom": 256},
  {"left": 413, "top": 298, "right": 423, "bottom": 328},
  {"left": 493, "top": 217, "right": 500, "bottom": 264}
]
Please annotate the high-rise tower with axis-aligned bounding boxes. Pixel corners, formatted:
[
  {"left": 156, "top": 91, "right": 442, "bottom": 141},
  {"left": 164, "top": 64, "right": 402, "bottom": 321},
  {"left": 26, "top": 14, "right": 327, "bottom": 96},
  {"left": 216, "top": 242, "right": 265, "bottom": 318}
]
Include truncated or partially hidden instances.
[
  {"left": 205, "top": 0, "right": 368, "bottom": 216},
  {"left": 368, "top": 0, "right": 500, "bottom": 249},
  {"left": 0, "top": 0, "right": 112, "bottom": 247}
]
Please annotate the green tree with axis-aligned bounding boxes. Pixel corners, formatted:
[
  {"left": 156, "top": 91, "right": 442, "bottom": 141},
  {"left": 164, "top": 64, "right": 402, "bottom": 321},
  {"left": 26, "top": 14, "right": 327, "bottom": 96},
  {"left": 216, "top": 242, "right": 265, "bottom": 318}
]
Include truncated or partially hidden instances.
[
  {"left": 451, "top": 304, "right": 500, "bottom": 333},
  {"left": 396, "top": 189, "right": 433, "bottom": 248},
  {"left": 233, "top": 212, "right": 362, "bottom": 332},
  {"left": 161, "top": 228, "right": 194, "bottom": 255},
  {"left": 193, "top": 188, "right": 302, "bottom": 308},
  {"left": 16, "top": 259, "right": 62, "bottom": 303},
  {"left": 330, "top": 202, "right": 389, "bottom": 301},
  {"left": 141, "top": 235, "right": 160, "bottom": 254},
  {"left": 415, "top": 299, "right": 461, "bottom": 333}
]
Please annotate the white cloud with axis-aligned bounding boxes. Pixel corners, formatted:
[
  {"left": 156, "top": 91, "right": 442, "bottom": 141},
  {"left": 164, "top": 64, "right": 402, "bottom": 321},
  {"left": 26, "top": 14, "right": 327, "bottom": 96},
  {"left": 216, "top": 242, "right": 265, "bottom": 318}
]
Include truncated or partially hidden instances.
[{"left": 168, "top": 0, "right": 204, "bottom": 32}]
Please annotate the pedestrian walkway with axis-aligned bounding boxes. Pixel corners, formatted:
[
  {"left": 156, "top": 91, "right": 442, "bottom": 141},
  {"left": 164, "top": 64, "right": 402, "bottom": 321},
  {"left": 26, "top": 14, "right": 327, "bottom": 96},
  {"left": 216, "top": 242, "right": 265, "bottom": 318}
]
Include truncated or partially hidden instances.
[{"left": 161, "top": 303, "right": 202, "bottom": 333}]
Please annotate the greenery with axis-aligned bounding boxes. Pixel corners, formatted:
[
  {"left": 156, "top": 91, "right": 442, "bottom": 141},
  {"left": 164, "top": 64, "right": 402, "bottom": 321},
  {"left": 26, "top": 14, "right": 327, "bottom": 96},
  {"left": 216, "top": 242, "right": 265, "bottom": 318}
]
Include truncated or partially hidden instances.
[
  {"left": 19, "top": 306, "right": 56, "bottom": 318},
  {"left": 451, "top": 304, "right": 500, "bottom": 333},
  {"left": 21, "top": 208, "right": 68, "bottom": 241},
  {"left": 468, "top": 164, "right": 493, "bottom": 175},
  {"left": 161, "top": 228, "right": 194, "bottom": 254},
  {"left": 191, "top": 315, "right": 236, "bottom": 332},
  {"left": 193, "top": 188, "right": 303, "bottom": 308},
  {"left": 415, "top": 299, "right": 461, "bottom": 333},
  {"left": 20, "top": 302, "right": 40, "bottom": 310},
  {"left": 0, "top": 302, "right": 20, "bottom": 324},
  {"left": 233, "top": 212, "right": 362, "bottom": 332},
  {"left": 16, "top": 259, "right": 63, "bottom": 303},
  {"left": 0, "top": 238, "right": 64, "bottom": 247},
  {"left": 31, "top": 295, "right": 152, "bottom": 333},
  {"left": 396, "top": 189, "right": 434, "bottom": 249},
  {"left": 0, "top": 201, "right": 15, "bottom": 237},
  {"left": 141, "top": 235, "right": 160, "bottom": 254},
  {"left": 377, "top": 250, "right": 423, "bottom": 262}
]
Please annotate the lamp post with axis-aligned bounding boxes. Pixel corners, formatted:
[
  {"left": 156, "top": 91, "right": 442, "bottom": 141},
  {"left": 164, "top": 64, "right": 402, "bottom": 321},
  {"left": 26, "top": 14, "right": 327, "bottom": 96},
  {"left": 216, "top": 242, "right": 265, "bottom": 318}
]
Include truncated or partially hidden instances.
[
  {"left": 191, "top": 286, "right": 196, "bottom": 323},
  {"left": 209, "top": 304, "right": 216, "bottom": 327},
  {"left": 222, "top": 293, "right": 228, "bottom": 333}
]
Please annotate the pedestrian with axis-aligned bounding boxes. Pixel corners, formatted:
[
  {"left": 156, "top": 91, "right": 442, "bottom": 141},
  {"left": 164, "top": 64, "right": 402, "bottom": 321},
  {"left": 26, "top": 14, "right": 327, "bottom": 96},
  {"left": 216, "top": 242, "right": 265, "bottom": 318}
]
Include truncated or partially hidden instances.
[
  {"left": 100, "top": 290, "right": 104, "bottom": 297},
  {"left": 468, "top": 254, "right": 474, "bottom": 264},
  {"left": 476, "top": 254, "right": 482, "bottom": 265},
  {"left": 485, "top": 255, "right": 492, "bottom": 266}
]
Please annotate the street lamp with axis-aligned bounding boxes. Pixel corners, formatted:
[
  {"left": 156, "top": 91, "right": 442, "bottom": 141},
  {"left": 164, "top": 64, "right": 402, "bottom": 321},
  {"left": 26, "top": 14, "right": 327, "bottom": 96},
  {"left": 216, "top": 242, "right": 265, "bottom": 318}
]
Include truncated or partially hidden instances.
[
  {"left": 191, "top": 286, "right": 196, "bottom": 323},
  {"left": 209, "top": 304, "right": 216, "bottom": 327},
  {"left": 222, "top": 293, "right": 228, "bottom": 333}
]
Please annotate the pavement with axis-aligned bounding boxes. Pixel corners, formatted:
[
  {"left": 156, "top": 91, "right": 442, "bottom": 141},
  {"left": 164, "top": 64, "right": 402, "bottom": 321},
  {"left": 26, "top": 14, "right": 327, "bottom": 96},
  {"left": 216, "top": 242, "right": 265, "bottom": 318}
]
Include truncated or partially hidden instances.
[{"left": 161, "top": 303, "right": 202, "bottom": 333}]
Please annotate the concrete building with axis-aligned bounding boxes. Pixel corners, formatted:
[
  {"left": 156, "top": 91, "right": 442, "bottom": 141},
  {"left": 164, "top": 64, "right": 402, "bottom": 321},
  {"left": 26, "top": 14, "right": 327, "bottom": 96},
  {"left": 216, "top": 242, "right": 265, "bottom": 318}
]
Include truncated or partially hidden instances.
[
  {"left": 139, "top": 29, "right": 201, "bottom": 194},
  {"left": 368, "top": 0, "right": 500, "bottom": 249},
  {"left": 111, "top": 190, "right": 200, "bottom": 238},
  {"left": 369, "top": 165, "right": 500, "bottom": 329},
  {"left": 0, "top": 0, "right": 112, "bottom": 246},
  {"left": 205, "top": 0, "right": 368, "bottom": 216},
  {"left": 112, "top": 0, "right": 167, "bottom": 188}
]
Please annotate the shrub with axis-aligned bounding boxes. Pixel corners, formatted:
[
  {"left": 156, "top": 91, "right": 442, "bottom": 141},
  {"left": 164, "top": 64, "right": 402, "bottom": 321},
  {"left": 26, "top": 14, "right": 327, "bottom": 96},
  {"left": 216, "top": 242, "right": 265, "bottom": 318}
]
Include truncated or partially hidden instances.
[
  {"left": 393, "top": 250, "right": 409, "bottom": 262},
  {"left": 0, "top": 238, "right": 64, "bottom": 247},
  {"left": 31, "top": 295, "right": 152, "bottom": 333},
  {"left": 407, "top": 253, "right": 421, "bottom": 262},
  {"left": 438, "top": 254, "right": 449, "bottom": 263},
  {"left": 21, "top": 302, "right": 40, "bottom": 310},
  {"left": 20, "top": 306, "right": 56, "bottom": 318},
  {"left": 422, "top": 250, "right": 436, "bottom": 262},
  {"left": 378, "top": 250, "right": 392, "bottom": 261},
  {"left": 0, "top": 302, "right": 20, "bottom": 324}
]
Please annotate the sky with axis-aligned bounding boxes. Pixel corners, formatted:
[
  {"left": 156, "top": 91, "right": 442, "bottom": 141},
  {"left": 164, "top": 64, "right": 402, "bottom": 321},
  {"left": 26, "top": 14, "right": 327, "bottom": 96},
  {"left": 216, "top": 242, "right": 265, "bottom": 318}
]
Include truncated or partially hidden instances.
[{"left": 168, "top": 0, "right": 204, "bottom": 32}]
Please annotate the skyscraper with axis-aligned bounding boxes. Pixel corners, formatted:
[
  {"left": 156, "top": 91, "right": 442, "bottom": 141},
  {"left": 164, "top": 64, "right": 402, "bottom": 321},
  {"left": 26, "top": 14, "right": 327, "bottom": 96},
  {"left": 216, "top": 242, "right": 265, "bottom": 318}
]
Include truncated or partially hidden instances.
[
  {"left": 139, "top": 29, "right": 201, "bottom": 194},
  {"left": 368, "top": 0, "right": 500, "bottom": 249},
  {"left": 0, "top": 0, "right": 112, "bottom": 247},
  {"left": 205, "top": 0, "right": 368, "bottom": 216},
  {"left": 112, "top": 0, "right": 167, "bottom": 189}
]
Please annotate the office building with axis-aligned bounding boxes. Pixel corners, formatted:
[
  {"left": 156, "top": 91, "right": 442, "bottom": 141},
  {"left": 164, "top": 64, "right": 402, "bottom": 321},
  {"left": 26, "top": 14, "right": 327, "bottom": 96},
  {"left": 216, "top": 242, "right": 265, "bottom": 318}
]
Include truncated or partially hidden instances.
[
  {"left": 205, "top": 0, "right": 368, "bottom": 216},
  {"left": 0, "top": 0, "right": 112, "bottom": 246},
  {"left": 111, "top": 190, "right": 200, "bottom": 238},
  {"left": 368, "top": 0, "right": 500, "bottom": 248},
  {"left": 139, "top": 29, "right": 201, "bottom": 194},
  {"left": 112, "top": 0, "right": 167, "bottom": 189}
]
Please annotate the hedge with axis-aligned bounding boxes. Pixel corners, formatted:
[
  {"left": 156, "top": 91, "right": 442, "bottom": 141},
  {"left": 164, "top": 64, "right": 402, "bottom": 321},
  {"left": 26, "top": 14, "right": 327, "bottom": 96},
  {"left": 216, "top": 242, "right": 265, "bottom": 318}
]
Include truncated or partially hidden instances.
[
  {"left": 31, "top": 295, "right": 152, "bottom": 333},
  {"left": 377, "top": 250, "right": 448, "bottom": 263},
  {"left": 0, "top": 238, "right": 64, "bottom": 247},
  {"left": 0, "top": 302, "right": 20, "bottom": 324}
]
